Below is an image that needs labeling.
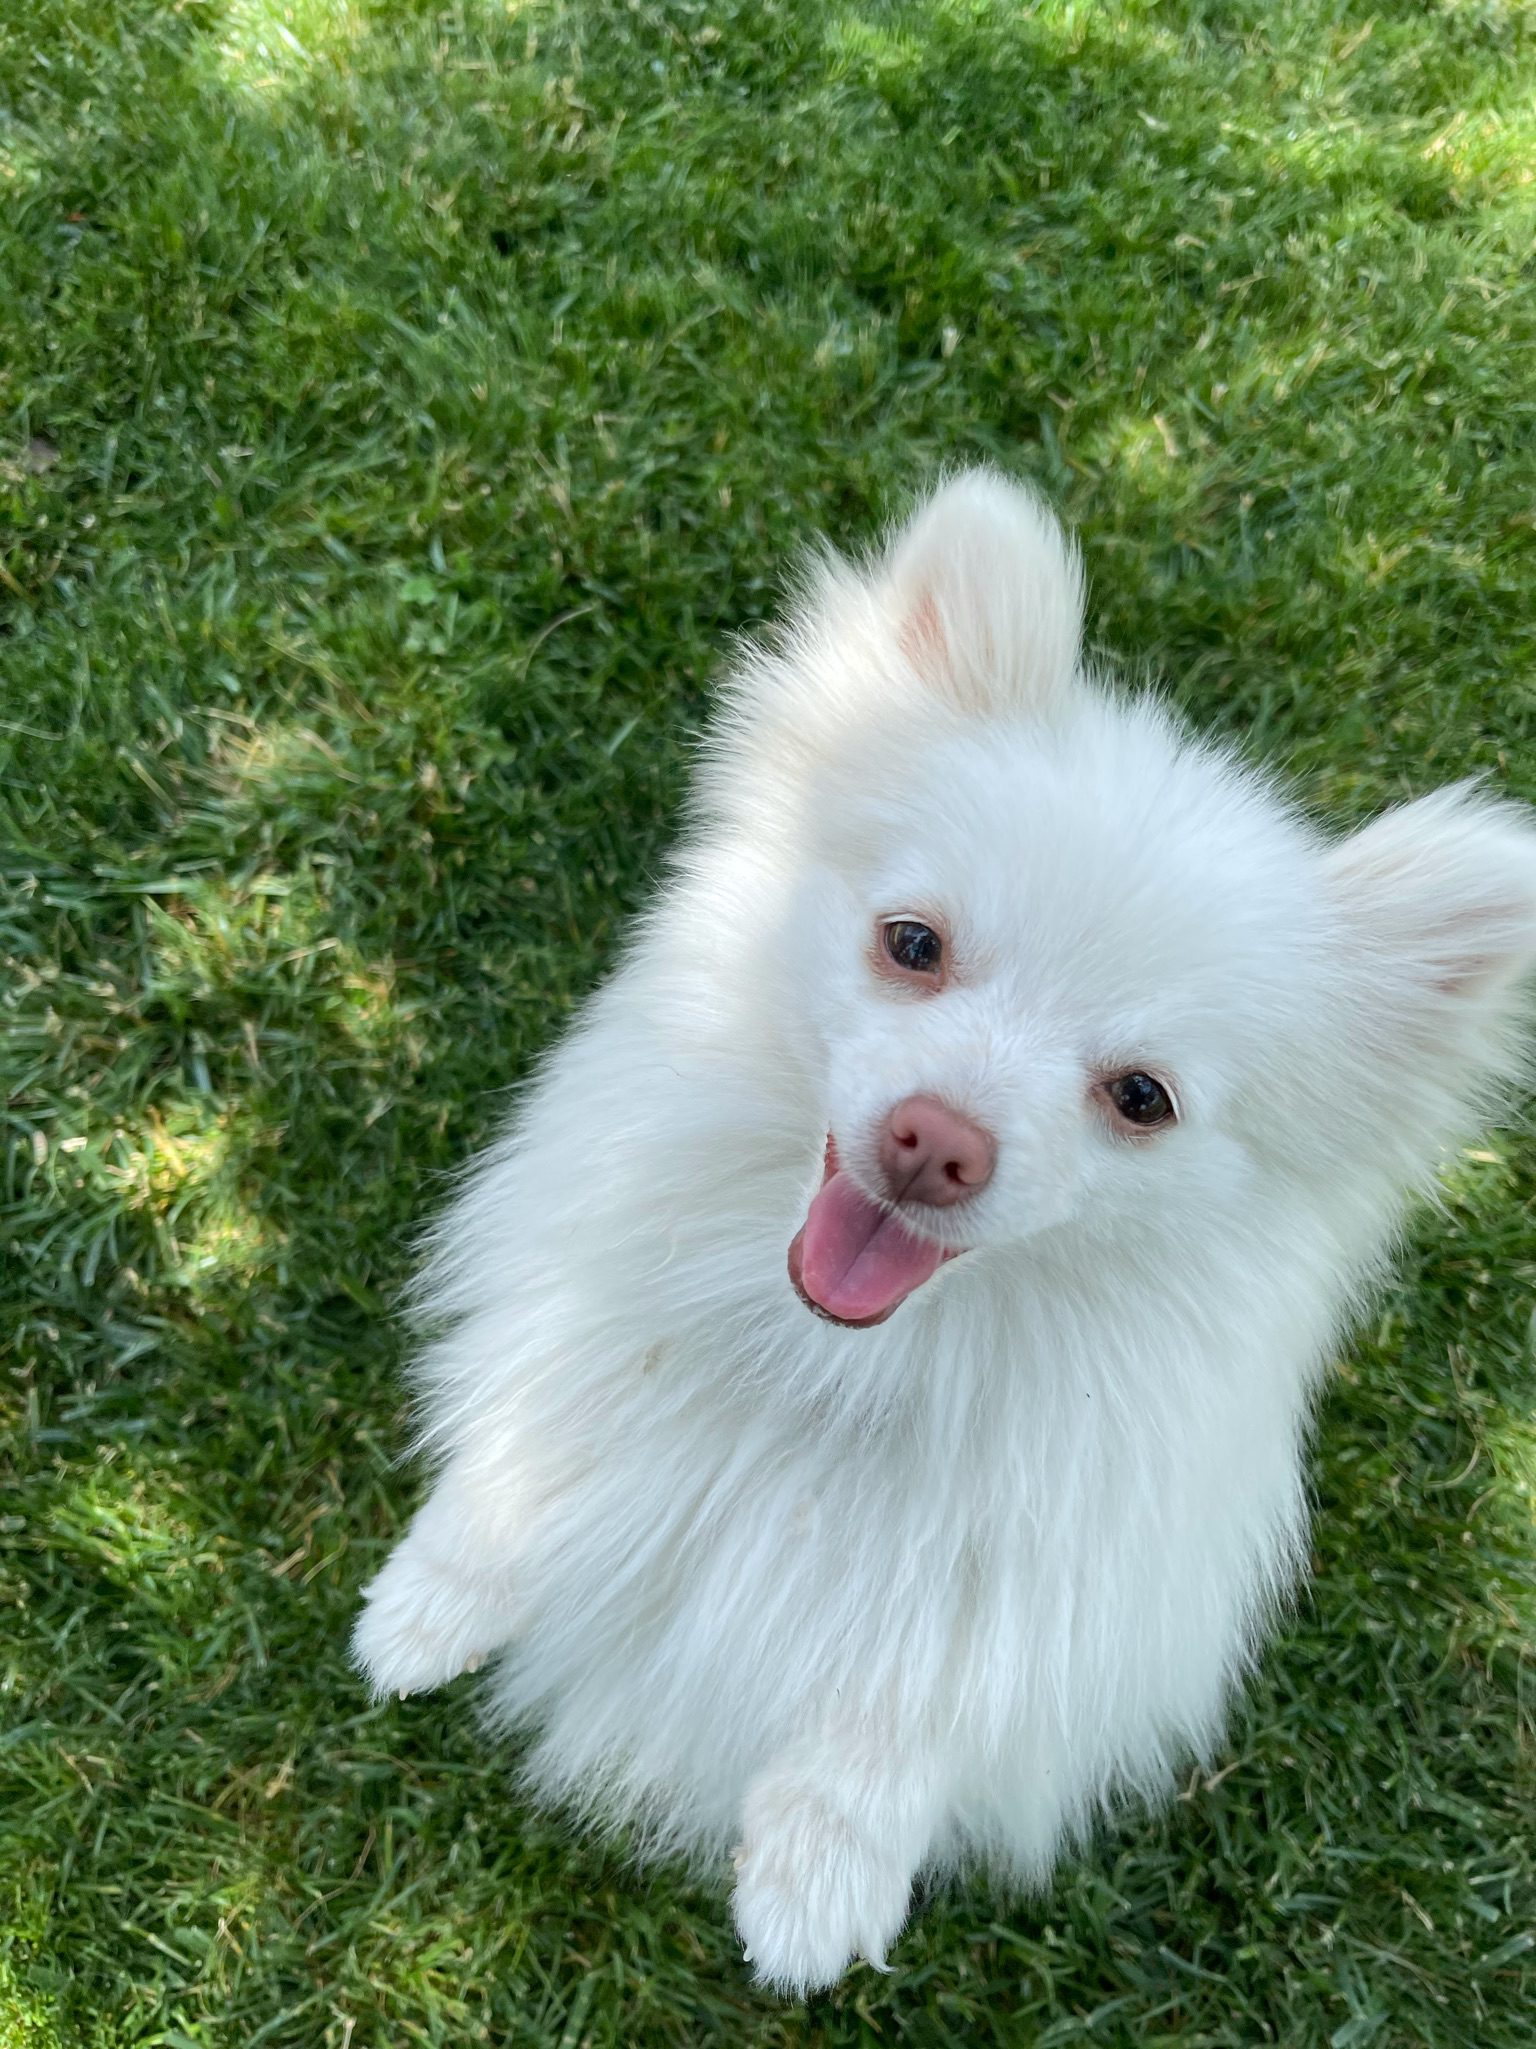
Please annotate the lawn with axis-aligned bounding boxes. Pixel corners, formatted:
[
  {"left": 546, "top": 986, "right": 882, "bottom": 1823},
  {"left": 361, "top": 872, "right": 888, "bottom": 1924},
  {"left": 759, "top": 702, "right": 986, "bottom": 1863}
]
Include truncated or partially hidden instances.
[{"left": 3, "top": 0, "right": 1536, "bottom": 2042}]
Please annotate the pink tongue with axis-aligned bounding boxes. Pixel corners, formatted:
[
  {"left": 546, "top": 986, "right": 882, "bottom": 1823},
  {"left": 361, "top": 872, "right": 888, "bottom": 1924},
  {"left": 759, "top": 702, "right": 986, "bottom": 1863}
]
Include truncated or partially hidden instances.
[{"left": 798, "top": 1171, "right": 947, "bottom": 1322}]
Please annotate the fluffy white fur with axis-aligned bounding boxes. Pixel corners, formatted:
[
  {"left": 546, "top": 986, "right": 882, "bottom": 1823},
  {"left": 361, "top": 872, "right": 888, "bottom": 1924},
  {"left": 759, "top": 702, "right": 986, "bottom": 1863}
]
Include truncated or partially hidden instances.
[{"left": 354, "top": 472, "right": 1536, "bottom": 1994}]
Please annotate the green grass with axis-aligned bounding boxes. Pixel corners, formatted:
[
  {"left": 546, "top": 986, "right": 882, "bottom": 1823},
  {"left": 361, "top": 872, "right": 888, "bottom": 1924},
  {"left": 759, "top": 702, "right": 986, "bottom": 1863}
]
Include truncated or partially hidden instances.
[{"left": 3, "top": 0, "right": 1536, "bottom": 2040}]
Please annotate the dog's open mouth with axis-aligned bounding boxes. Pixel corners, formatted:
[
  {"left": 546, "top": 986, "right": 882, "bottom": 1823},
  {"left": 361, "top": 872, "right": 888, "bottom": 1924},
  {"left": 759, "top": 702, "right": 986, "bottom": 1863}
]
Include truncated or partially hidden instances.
[{"left": 787, "top": 1137, "right": 964, "bottom": 1327}]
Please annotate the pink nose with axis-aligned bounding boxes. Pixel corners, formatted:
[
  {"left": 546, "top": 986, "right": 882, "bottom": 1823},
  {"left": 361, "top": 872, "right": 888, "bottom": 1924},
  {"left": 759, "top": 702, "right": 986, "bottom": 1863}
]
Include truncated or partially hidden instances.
[{"left": 878, "top": 1095, "right": 996, "bottom": 1208}]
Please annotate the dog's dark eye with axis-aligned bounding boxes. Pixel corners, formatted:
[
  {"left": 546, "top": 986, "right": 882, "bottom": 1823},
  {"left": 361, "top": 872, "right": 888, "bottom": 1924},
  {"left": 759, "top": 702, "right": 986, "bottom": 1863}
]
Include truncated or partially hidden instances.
[
  {"left": 882, "top": 920, "right": 943, "bottom": 976},
  {"left": 1106, "top": 1071, "right": 1176, "bottom": 1129}
]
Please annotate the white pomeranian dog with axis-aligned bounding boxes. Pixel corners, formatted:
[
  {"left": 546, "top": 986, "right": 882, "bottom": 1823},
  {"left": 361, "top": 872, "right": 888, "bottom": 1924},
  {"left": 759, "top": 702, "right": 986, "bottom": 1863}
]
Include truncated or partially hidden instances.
[{"left": 354, "top": 472, "right": 1536, "bottom": 1993}]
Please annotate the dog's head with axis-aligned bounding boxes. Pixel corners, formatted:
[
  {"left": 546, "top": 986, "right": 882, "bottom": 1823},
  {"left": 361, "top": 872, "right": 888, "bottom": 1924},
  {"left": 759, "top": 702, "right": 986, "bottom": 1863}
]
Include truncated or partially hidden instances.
[{"left": 699, "top": 473, "right": 1536, "bottom": 1327}]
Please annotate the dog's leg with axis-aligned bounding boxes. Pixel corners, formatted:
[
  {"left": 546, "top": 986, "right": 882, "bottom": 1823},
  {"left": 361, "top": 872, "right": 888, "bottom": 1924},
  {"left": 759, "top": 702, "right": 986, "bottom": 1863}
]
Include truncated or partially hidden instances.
[
  {"left": 351, "top": 1459, "right": 527, "bottom": 1699},
  {"left": 732, "top": 1727, "right": 941, "bottom": 1995}
]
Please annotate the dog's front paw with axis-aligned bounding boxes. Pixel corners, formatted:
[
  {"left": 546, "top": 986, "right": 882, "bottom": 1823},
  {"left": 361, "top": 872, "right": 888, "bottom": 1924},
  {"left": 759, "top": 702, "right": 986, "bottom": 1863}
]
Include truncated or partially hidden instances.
[
  {"left": 731, "top": 1777, "right": 914, "bottom": 1996},
  {"left": 351, "top": 1539, "right": 510, "bottom": 1700}
]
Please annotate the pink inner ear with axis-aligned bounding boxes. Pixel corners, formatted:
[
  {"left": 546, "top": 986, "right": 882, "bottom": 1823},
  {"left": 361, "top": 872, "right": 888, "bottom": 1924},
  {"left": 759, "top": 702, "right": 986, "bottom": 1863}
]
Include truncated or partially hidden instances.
[
  {"left": 1413, "top": 900, "right": 1528, "bottom": 996},
  {"left": 899, "top": 590, "right": 948, "bottom": 679},
  {"left": 1435, "top": 945, "right": 1492, "bottom": 997},
  {"left": 1434, "top": 920, "right": 1522, "bottom": 996}
]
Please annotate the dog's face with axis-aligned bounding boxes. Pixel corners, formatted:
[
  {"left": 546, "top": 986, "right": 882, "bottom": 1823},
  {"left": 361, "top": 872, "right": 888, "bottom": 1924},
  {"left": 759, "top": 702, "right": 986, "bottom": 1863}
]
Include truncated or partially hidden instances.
[
  {"left": 789, "top": 713, "right": 1326, "bottom": 1323},
  {"left": 710, "top": 474, "right": 1536, "bottom": 1328}
]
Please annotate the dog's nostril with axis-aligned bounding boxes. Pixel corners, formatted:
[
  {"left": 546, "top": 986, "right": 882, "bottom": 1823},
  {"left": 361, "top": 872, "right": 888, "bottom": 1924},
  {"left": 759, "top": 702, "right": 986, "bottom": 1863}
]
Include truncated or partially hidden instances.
[{"left": 881, "top": 1094, "right": 996, "bottom": 1205}]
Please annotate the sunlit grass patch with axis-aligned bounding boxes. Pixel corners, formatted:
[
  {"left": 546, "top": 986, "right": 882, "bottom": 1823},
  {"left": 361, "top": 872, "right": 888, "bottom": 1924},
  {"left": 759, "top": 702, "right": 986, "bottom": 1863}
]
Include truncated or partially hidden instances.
[{"left": 210, "top": 0, "right": 373, "bottom": 93}]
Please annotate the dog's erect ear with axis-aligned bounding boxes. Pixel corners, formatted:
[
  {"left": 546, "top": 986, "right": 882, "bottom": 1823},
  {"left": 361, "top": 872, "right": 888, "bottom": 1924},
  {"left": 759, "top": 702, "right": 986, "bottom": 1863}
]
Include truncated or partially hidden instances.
[
  {"left": 878, "top": 470, "right": 1085, "bottom": 717},
  {"left": 698, "top": 471, "right": 1085, "bottom": 835},
  {"left": 1326, "top": 786, "right": 1536, "bottom": 1042}
]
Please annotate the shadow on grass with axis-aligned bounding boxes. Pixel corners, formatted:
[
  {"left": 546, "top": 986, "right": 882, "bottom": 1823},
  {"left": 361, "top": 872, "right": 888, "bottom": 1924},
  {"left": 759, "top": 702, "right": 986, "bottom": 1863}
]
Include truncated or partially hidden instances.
[{"left": 4, "top": 0, "right": 1536, "bottom": 2042}]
